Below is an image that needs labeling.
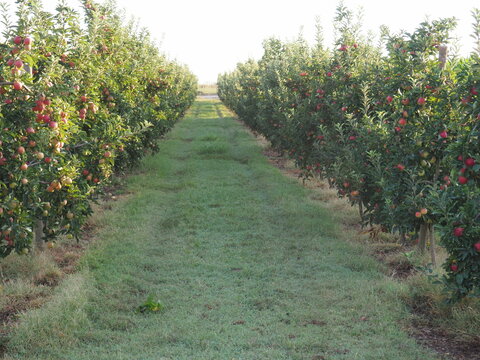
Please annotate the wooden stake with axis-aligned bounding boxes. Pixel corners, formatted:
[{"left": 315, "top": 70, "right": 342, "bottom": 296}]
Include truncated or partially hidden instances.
[
  {"left": 418, "top": 224, "right": 427, "bottom": 254},
  {"left": 429, "top": 224, "right": 437, "bottom": 267},
  {"left": 34, "top": 220, "right": 44, "bottom": 252},
  {"left": 438, "top": 45, "right": 447, "bottom": 69}
]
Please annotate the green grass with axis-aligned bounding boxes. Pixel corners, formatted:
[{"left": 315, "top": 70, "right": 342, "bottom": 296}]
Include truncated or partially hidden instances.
[{"left": 3, "top": 99, "right": 439, "bottom": 359}]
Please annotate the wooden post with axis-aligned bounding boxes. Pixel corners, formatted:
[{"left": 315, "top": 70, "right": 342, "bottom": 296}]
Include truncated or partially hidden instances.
[
  {"left": 418, "top": 224, "right": 427, "bottom": 254},
  {"left": 429, "top": 224, "right": 437, "bottom": 267},
  {"left": 34, "top": 220, "right": 44, "bottom": 252},
  {"left": 438, "top": 45, "right": 447, "bottom": 69},
  {"left": 358, "top": 201, "right": 364, "bottom": 223}
]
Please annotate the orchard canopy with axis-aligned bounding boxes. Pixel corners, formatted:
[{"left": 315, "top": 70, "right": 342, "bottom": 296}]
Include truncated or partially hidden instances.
[
  {"left": 0, "top": 0, "right": 196, "bottom": 256},
  {"left": 218, "top": 6, "right": 480, "bottom": 300}
]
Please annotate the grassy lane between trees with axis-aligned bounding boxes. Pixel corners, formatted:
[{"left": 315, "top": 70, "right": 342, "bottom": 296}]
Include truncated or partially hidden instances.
[{"left": 4, "top": 99, "right": 439, "bottom": 359}]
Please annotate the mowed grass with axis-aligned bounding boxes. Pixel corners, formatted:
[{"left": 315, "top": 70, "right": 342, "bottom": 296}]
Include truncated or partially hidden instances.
[{"left": 3, "top": 99, "right": 439, "bottom": 360}]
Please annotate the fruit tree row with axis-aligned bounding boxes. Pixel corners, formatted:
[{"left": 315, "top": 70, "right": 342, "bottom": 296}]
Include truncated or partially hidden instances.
[
  {"left": 218, "top": 5, "right": 480, "bottom": 301},
  {"left": 0, "top": 0, "right": 197, "bottom": 256}
]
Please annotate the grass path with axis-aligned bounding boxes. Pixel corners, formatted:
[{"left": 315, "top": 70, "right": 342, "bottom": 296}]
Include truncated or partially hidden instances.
[{"left": 4, "top": 99, "right": 439, "bottom": 360}]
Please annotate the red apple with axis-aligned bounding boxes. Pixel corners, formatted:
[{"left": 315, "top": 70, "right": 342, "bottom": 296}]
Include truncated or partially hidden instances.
[
  {"left": 453, "top": 227, "right": 464, "bottom": 237},
  {"left": 20, "top": 163, "right": 28, "bottom": 171},
  {"left": 439, "top": 131, "right": 448, "bottom": 138},
  {"left": 458, "top": 176, "right": 468, "bottom": 184},
  {"left": 473, "top": 242, "right": 480, "bottom": 252},
  {"left": 401, "top": 98, "right": 410, "bottom": 105},
  {"left": 398, "top": 118, "right": 407, "bottom": 126},
  {"left": 386, "top": 95, "right": 393, "bottom": 104},
  {"left": 417, "top": 97, "right": 426, "bottom": 105},
  {"left": 13, "top": 36, "right": 22, "bottom": 45},
  {"left": 450, "top": 264, "right": 458, "bottom": 272},
  {"left": 13, "top": 81, "right": 23, "bottom": 90},
  {"left": 48, "top": 121, "right": 58, "bottom": 129},
  {"left": 464, "top": 158, "right": 475, "bottom": 167}
]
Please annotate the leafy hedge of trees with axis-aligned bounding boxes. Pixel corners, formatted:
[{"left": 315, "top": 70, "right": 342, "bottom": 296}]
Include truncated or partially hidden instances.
[
  {"left": 0, "top": 0, "right": 197, "bottom": 256},
  {"left": 218, "top": 5, "right": 480, "bottom": 301}
]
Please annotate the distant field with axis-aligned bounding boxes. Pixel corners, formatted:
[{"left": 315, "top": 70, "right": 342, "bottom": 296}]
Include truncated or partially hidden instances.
[{"left": 198, "top": 84, "right": 218, "bottom": 95}]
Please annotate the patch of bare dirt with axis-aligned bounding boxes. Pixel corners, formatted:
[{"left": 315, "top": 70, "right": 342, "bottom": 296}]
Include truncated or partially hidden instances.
[{"left": 410, "top": 318, "right": 480, "bottom": 360}]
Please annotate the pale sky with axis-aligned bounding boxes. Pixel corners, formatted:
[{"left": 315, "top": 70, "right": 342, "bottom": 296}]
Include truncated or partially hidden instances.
[{"left": 1, "top": 0, "right": 479, "bottom": 83}]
